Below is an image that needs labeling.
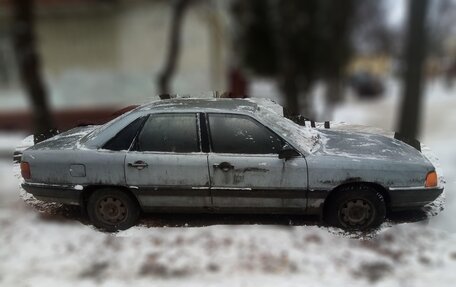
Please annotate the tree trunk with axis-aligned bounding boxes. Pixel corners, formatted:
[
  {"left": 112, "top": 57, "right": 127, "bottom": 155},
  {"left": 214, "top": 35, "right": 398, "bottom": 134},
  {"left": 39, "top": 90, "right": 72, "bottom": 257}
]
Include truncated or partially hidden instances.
[
  {"left": 157, "top": 0, "right": 191, "bottom": 98},
  {"left": 280, "top": 72, "right": 300, "bottom": 118},
  {"left": 397, "top": 0, "right": 429, "bottom": 140},
  {"left": 322, "top": 0, "right": 354, "bottom": 119},
  {"left": 273, "top": 1, "right": 302, "bottom": 118},
  {"left": 324, "top": 77, "right": 343, "bottom": 118},
  {"left": 12, "top": 0, "right": 54, "bottom": 140},
  {"left": 225, "top": 68, "right": 246, "bottom": 98}
]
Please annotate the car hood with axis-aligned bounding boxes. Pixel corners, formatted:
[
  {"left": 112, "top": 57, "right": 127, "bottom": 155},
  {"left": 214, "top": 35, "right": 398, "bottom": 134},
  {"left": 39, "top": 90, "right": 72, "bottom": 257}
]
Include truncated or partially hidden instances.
[
  {"left": 28, "top": 125, "right": 99, "bottom": 151},
  {"left": 316, "top": 128, "right": 431, "bottom": 165}
]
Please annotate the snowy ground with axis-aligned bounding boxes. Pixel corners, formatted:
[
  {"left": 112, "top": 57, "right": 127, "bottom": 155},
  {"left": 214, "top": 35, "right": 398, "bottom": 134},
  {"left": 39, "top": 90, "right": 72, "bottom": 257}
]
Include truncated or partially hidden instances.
[
  {"left": 1, "top": 161, "right": 456, "bottom": 287},
  {"left": 1, "top": 79, "right": 456, "bottom": 286}
]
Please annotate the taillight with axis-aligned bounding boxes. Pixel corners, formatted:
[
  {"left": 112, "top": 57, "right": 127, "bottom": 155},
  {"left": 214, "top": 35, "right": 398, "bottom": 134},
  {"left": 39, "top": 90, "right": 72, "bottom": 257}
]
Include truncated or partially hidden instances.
[
  {"left": 21, "top": 162, "right": 31, "bottom": 179},
  {"left": 425, "top": 171, "right": 438, "bottom": 188}
]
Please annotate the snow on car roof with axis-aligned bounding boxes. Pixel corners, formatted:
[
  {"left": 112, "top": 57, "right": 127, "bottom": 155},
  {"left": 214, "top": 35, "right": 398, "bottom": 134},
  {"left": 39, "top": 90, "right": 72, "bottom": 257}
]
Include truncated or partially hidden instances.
[
  {"left": 138, "top": 98, "right": 259, "bottom": 113},
  {"left": 81, "top": 97, "right": 322, "bottom": 154}
]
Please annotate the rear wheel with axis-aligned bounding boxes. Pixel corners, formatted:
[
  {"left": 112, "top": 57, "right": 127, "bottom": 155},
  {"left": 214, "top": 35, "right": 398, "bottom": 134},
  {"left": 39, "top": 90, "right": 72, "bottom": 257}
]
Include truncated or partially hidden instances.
[
  {"left": 87, "top": 188, "right": 140, "bottom": 232},
  {"left": 325, "top": 185, "right": 386, "bottom": 230}
]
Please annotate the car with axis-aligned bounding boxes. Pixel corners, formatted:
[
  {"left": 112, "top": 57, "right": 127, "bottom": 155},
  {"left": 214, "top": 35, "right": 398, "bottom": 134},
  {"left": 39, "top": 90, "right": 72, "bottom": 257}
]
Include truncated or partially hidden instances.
[
  {"left": 349, "top": 71, "right": 385, "bottom": 99},
  {"left": 20, "top": 98, "right": 443, "bottom": 231}
]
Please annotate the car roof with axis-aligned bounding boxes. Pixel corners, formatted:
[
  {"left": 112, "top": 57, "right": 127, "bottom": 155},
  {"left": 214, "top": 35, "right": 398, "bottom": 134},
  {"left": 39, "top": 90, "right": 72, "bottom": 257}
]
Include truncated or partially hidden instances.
[
  {"left": 81, "top": 97, "right": 320, "bottom": 155},
  {"left": 137, "top": 98, "right": 259, "bottom": 114}
]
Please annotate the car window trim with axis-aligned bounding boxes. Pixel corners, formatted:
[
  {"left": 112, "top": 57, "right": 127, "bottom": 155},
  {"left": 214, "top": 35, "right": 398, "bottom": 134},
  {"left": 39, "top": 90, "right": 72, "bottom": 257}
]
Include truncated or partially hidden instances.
[
  {"left": 128, "top": 115, "right": 149, "bottom": 151},
  {"left": 199, "top": 112, "right": 210, "bottom": 153},
  {"left": 130, "top": 112, "right": 202, "bottom": 153},
  {"left": 206, "top": 112, "right": 294, "bottom": 155}
]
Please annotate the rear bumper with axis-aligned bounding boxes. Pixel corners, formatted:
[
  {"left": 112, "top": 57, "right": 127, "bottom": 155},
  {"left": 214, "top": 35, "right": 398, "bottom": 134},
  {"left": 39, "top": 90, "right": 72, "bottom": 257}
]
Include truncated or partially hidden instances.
[
  {"left": 388, "top": 186, "right": 444, "bottom": 211},
  {"left": 22, "top": 183, "right": 82, "bottom": 206}
]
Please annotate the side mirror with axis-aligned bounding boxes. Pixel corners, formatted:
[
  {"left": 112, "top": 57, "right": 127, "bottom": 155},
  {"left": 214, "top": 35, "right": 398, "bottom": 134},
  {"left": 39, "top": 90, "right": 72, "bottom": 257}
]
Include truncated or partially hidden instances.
[{"left": 278, "top": 144, "right": 300, "bottom": 160}]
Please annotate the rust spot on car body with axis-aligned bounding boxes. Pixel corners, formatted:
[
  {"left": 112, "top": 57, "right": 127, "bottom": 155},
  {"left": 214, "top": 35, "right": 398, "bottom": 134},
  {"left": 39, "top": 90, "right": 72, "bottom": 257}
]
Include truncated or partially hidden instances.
[
  {"left": 342, "top": 177, "right": 363, "bottom": 184},
  {"left": 241, "top": 167, "right": 269, "bottom": 173}
]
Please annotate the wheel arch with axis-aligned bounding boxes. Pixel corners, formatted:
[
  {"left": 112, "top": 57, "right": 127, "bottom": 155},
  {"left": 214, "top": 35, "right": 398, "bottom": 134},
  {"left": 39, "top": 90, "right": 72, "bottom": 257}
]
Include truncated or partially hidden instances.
[
  {"left": 321, "top": 181, "right": 391, "bottom": 220},
  {"left": 80, "top": 185, "right": 141, "bottom": 209}
]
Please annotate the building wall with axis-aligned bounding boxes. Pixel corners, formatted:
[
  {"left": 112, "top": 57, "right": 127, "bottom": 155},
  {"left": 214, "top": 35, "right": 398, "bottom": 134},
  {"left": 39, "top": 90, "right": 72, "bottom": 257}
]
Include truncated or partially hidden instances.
[{"left": 0, "top": 1, "right": 228, "bottom": 110}]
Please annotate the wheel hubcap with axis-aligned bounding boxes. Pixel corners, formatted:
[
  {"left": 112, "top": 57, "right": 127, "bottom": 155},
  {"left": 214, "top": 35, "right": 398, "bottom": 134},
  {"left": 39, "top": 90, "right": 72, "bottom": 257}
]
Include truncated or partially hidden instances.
[
  {"left": 340, "top": 199, "right": 373, "bottom": 228},
  {"left": 97, "top": 197, "right": 127, "bottom": 224}
]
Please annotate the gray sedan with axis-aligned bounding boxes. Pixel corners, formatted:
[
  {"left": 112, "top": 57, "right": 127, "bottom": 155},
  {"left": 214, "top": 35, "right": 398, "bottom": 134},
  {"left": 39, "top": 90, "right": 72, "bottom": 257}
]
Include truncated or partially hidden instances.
[{"left": 21, "top": 98, "right": 443, "bottom": 231}]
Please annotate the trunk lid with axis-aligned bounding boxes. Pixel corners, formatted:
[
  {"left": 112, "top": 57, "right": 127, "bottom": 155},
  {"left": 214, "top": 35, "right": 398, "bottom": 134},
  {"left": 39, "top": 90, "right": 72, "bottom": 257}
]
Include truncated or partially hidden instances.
[{"left": 28, "top": 126, "right": 99, "bottom": 151}]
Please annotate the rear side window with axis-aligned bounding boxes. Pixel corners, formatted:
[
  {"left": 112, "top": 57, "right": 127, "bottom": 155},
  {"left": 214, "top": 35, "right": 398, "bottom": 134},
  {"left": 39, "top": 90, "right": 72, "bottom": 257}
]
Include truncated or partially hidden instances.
[
  {"left": 137, "top": 113, "right": 199, "bottom": 153},
  {"left": 103, "top": 117, "right": 145, "bottom": 151},
  {"left": 208, "top": 114, "right": 284, "bottom": 154}
]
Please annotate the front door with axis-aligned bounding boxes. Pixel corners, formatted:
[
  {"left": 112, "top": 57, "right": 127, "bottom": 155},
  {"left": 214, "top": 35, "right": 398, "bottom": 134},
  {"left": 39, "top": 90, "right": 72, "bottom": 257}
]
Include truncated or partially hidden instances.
[
  {"left": 206, "top": 113, "right": 308, "bottom": 212},
  {"left": 125, "top": 113, "right": 211, "bottom": 210}
]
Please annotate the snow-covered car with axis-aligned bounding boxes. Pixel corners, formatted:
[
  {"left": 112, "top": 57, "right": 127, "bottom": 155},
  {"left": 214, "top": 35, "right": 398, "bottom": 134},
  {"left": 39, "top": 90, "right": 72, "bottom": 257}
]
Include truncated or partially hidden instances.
[{"left": 20, "top": 98, "right": 443, "bottom": 231}]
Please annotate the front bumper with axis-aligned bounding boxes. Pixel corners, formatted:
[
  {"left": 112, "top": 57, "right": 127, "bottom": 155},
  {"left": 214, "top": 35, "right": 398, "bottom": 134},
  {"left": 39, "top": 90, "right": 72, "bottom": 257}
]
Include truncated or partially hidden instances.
[
  {"left": 388, "top": 186, "right": 444, "bottom": 211},
  {"left": 22, "top": 183, "right": 82, "bottom": 205}
]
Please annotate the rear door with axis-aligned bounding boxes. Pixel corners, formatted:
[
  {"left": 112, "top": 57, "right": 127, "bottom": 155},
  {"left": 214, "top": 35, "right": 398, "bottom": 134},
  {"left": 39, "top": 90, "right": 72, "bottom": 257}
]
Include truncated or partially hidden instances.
[
  {"left": 206, "top": 113, "right": 308, "bottom": 212},
  {"left": 125, "top": 113, "right": 211, "bottom": 210}
]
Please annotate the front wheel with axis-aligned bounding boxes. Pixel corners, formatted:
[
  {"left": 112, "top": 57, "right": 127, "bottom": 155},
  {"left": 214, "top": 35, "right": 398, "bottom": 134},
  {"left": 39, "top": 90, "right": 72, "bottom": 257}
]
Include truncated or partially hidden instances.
[
  {"left": 325, "top": 186, "right": 386, "bottom": 230},
  {"left": 87, "top": 188, "right": 140, "bottom": 232}
]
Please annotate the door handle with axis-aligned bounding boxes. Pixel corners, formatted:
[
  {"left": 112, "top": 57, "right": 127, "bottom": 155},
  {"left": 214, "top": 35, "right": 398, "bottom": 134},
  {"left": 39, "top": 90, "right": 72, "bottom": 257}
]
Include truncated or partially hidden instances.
[
  {"left": 213, "top": 162, "right": 234, "bottom": 172},
  {"left": 128, "top": 161, "right": 148, "bottom": 170}
]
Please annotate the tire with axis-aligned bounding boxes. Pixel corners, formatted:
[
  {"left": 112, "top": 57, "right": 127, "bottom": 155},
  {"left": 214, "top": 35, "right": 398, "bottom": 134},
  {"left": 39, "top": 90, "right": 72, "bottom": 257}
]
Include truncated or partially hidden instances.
[
  {"left": 325, "top": 185, "right": 386, "bottom": 230},
  {"left": 87, "top": 188, "right": 140, "bottom": 232}
]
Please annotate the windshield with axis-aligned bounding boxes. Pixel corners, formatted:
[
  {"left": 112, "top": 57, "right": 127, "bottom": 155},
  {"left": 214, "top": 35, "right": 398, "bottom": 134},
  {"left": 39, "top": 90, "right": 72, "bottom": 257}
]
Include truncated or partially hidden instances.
[{"left": 256, "top": 107, "right": 322, "bottom": 154}]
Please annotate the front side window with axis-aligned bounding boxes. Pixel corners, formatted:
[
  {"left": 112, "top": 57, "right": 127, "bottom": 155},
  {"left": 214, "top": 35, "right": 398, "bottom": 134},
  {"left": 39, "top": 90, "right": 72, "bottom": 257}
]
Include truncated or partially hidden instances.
[
  {"left": 137, "top": 113, "right": 199, "bottom": 153},
  {"left": 208, "top": 114, "right": 284, "bottom": 154}
]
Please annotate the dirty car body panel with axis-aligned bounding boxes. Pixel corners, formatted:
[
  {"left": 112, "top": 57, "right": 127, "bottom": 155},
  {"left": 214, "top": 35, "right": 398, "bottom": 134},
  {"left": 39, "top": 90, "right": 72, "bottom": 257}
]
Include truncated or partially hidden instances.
[{"left": 21, "top": 98, "right": 443, "bottom": 217}]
